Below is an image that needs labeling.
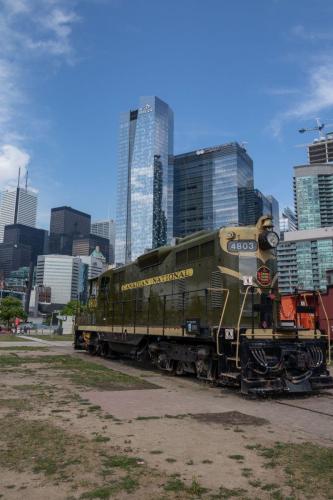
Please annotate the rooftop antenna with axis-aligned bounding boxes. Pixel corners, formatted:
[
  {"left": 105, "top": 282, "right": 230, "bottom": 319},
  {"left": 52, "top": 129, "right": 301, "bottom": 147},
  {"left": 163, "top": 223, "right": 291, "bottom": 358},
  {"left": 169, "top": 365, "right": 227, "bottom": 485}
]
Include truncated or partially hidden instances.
[
  {"left": 25, "top": 169, "right": 28, "bottom": 190},
  {"left": 17, "top": 167, "right": 21, "bottom": 188}
]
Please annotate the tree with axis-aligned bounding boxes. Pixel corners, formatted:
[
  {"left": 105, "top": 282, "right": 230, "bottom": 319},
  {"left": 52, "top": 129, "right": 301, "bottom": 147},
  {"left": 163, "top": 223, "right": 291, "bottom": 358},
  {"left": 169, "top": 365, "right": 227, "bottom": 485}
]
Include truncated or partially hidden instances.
[
  {"left": 0, "top": 296, "right": 27, "bottom": 329},
  {"left": 61, "top": 300, "right": 82, "bottom": 316}
]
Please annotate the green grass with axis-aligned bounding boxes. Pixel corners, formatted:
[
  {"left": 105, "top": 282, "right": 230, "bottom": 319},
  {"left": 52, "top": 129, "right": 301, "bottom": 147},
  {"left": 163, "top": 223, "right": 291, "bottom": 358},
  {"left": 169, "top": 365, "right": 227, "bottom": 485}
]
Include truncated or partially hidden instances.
[
  {"left": 0, "top": 335, "right": 30, "bottom": 342},
  {"left": 0, "top": 354, "right": 158, "bottom": 390}
]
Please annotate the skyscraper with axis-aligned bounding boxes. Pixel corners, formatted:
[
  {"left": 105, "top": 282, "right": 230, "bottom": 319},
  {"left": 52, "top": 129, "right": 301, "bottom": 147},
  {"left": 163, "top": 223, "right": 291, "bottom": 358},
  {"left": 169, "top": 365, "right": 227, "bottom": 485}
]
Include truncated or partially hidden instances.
[
  {"left": 293, "top": 164, "right": 333, "bottom": 230},
  {"left": 91, "top": 219, "right": 115, "bottom": 263},
  {"left": 0, "top": 187, "right": 37, "bottom": 242},
  {"left": 172, "top": 143, "right": 254, "bottom": 237},
  {"left": 115, "top": 96, "right": 173, "bottom": 264},
  {"left": 49, "top": 206, "right": 91, "bottom": 255}
]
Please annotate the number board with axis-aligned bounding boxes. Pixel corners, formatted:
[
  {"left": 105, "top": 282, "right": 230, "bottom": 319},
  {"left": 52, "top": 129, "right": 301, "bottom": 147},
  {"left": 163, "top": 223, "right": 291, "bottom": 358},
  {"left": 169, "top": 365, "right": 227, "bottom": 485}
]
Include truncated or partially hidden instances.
[{"left": 227, "top": 240, "right": 258, "bottom": 253}]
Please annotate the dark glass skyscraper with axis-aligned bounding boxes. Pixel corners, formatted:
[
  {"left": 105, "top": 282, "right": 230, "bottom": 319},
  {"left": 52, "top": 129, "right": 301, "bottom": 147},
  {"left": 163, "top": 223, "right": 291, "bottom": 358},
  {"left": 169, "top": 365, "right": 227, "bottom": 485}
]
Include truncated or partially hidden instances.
[
  {"left": 173, "top": 143, "right": 254, "bottom": 237},
  {"left": 49, "top": 206, "right": 91, "bottom": 255},
  {"left": 115, "top": 96, "right": 173, "bottom": 264}
]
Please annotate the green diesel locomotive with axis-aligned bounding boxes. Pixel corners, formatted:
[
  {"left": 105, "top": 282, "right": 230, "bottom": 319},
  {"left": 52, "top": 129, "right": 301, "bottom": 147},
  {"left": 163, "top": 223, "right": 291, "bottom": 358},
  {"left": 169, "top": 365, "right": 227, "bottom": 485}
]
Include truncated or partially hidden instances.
[{"left": 74, "top": 216, "right": 333, "bottom": 395}]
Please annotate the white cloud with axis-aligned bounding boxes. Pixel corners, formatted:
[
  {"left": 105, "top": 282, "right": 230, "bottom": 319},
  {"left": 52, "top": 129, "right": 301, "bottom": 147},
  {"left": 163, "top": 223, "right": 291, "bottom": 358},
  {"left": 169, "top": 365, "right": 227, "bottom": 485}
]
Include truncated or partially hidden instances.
[
  {"left": 0, "top": 144, "right": 30, "bottom": 187},
  {"left": 270, "top": 62, "right": 333, "bottom": 137},
  {"left": 0, "top": 0, "right": 81, "bottom": 189}
]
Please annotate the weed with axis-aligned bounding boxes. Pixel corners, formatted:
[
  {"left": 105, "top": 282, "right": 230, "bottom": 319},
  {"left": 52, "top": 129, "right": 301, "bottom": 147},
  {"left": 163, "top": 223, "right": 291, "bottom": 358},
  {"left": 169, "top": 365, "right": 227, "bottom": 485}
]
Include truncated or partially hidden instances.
[
  {"left": 101, "top": 454, "right": 142, "bottom": 470},
  {"left": 150, "top": 450, "right": 163, "bottom": 454},
  {"left": 248, "top": 479, "right": 261, "bottom": 488},
  {"left": 202, "top": 459, "right": 213, "bottom": 464},
  {"left": 164, "top": 478, "right": 185, "bottom": 492},
  {"left": 88, "top": 405, "right": 101, "bottom": 412},
  {"left": 261, "top": 483, "right": 280, "bottom": 491},
  {"left": 80, "top": 486, "right": 113, "bottom": 499},
  {"left": 228, "top": 454, "right": 244, "bottom": 461},
  {"left": 188, "top": 478, "right": 208, "bottom": 496},
  {"left": 165, "top": 458, "right": 177, "bottom": 463},
  {"left": 136, "top": 415, "right": 160, "bottom": 420},
  {"left": 241, "top": 467, "right": 252, "bottom": 478},
  {"left": 93, "top": 435, "right": 110, "bottom": 443},
  {"left": 212, "top": 486, "right": 247, "bottom": 498}
]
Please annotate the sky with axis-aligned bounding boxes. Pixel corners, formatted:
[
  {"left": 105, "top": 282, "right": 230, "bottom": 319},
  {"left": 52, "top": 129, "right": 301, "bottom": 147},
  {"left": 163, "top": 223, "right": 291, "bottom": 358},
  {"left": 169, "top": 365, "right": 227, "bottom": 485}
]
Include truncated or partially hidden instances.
[{"left": 1, "top": 0, "right": 333, "bottom": 229}]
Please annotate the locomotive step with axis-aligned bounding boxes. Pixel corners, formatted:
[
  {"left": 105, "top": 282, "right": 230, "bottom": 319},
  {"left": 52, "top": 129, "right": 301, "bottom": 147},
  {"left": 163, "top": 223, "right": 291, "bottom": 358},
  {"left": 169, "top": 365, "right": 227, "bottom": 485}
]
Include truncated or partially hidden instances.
[
  {"left": 220, "top": 372, "right": 240, "bottom": 379},
  {"left": 226, "top": 356, "right": 238, "bottom": 361}
]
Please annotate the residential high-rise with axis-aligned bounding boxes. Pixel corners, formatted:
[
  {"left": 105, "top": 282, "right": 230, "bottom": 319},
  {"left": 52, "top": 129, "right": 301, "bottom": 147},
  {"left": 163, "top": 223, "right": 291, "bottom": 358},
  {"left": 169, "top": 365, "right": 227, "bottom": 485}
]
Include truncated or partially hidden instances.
[
  {"left": 49, "top": 206, "right": 91, "bottom": 255},
  {"left": 0, "top": 187, "right": 37, "bottom": 242},
  {"left": 277, "top": 227, "right": 333, "bottom": 293},
  {"left": 172, "top": 143, "right": 254, "bottom": 237},
  {"left": 36, "top": 254, "right": 81, "bottom": 306},
  {"left": 115, "top": 96, "right": 173, "bottom": 264},
  {"left": 91, "top": 219, "right": 115, "bottom": 263},
  {"left": 293, "top": 164, "right": 333, "bottom": 230},
  {"left": 307, "top": 133, "right": 333, "bottom": 164}
]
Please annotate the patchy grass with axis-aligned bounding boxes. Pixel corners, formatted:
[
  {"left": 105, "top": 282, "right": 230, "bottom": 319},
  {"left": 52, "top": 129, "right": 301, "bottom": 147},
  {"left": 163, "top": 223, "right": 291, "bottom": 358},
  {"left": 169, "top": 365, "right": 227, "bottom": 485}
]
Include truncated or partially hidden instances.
[
  {"left": 211, "top": 486, "right": 247, "bottom": 498},
  {"left": 0, "top": 354, "right": 158, "bottom": 390},
  {"left": 0, "top": 417, "right": 84, "bottom": 477},
  {"left": 255, "top": 441, "right": 333, "bottom": 498},
  {"left": 163, "top": 477, "right": 207, "bottom": 496},
  {"left": 0, "top": 398, "right": 31, "bottom": 411}
]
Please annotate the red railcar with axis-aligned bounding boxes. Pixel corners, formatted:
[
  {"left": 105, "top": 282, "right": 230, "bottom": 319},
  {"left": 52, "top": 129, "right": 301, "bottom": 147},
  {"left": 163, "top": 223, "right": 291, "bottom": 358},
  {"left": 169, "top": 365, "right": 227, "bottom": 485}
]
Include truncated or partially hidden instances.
[{"left": 280, "top": 289, "right": 333, "bottom": 340}]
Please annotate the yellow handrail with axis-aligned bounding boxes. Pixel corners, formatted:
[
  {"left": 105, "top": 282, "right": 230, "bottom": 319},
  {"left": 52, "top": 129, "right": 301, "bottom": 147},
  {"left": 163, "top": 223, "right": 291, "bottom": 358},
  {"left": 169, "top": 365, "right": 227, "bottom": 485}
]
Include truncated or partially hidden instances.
[
  {"left": 316, "top": 291, "right": 331, "bottom": 365},
  {"left": 210, "top": 288, "right": 230, "bottom": 356},
  {"left": 236, "top": 286, "right": 252, "bottom": 369}
]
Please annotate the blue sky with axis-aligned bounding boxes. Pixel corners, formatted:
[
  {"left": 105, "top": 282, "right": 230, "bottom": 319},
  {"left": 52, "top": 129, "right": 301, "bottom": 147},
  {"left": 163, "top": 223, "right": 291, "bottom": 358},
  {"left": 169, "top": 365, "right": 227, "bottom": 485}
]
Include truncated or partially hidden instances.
[{"left": 1, "top": 0, "right": 333, "bottom": 228}]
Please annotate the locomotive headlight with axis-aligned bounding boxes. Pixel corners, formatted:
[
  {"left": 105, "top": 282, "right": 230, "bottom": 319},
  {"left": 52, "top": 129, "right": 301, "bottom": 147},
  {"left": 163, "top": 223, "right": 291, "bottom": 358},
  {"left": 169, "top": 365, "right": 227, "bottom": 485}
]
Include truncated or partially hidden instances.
[{"left": 259, "top": 231, "right": 279, "bottom": 250}]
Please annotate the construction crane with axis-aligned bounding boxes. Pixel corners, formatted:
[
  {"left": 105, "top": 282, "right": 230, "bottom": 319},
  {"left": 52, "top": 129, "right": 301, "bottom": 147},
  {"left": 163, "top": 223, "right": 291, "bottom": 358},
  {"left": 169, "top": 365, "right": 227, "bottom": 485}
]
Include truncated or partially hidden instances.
[{"left": 299, "top": 118, "right": 333, "bottom": 139}]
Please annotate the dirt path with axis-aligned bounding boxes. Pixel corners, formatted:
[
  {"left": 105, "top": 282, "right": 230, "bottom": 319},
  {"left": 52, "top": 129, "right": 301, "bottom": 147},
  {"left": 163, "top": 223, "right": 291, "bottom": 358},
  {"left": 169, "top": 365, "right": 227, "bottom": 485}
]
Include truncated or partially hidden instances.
[{"left": 0, "top": 345, "right": 332, "bottom": 499}]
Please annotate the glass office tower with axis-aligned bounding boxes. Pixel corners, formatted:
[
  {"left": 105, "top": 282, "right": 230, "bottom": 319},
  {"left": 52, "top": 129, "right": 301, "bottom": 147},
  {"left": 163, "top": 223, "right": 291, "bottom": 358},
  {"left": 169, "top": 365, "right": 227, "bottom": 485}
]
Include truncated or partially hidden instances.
[
  {"left": 294, "top": 164, "right": 333, "bottom": 230},
  {"left": 173, "top": 143, "right": 254, "bottom": 237},
  {"left": 115, "top": 97, "right": 173, "bottom": 264}
]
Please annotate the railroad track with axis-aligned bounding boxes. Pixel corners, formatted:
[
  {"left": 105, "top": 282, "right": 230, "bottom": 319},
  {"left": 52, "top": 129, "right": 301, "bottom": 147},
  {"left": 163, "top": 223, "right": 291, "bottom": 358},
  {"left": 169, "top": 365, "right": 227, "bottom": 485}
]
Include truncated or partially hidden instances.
[{"left": 275, "top": 398, "right": 333, "bottom": 418}]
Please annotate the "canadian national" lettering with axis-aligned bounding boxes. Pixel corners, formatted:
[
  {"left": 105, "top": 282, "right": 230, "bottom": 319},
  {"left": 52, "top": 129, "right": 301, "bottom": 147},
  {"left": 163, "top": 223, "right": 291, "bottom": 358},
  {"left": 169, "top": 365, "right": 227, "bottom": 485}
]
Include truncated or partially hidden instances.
[{"left": 121, "top": 268, "right": 194, "bottom": 292}]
